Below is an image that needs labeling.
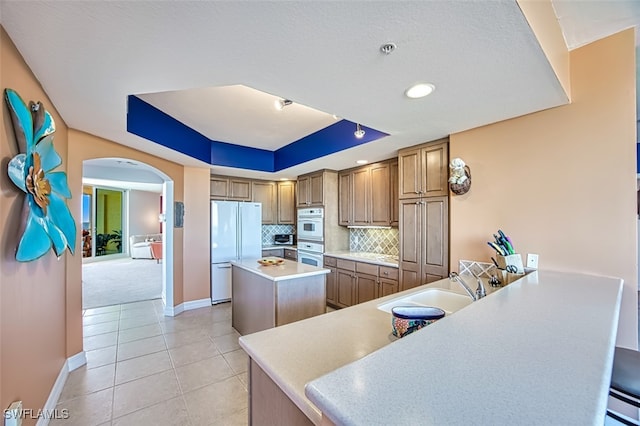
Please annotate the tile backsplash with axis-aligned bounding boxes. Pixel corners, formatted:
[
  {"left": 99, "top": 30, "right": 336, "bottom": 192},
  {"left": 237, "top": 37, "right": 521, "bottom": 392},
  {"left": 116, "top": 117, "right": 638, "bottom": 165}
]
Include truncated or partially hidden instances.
[
  {"left": 349, "top": 228, "right": 399, "bottom": 256},
  {"left": 262, "top": 224, "right": 296, "bottom": 246}
]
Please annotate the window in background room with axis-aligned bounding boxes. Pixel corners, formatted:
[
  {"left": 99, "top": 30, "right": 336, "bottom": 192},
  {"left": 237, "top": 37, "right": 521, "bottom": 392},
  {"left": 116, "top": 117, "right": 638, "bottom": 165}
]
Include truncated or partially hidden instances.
[{"left": 95, "top": 188, "right": 124, "bottom": 257}]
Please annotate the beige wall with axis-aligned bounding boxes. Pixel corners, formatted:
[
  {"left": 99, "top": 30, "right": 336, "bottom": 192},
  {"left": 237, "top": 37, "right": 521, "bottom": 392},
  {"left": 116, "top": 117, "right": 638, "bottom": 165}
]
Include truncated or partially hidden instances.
[
  {"left": 183, "top": 167, "right": 212, "bottom": 302},
  {"left": 450, "top": 29, "right": 638, "bottom": 348},
  {"left": 1, "top": 25, "right": 212, "bottom": 417},
  {"left": 0, "top": 27, "right": 69, "bottom": 424}
]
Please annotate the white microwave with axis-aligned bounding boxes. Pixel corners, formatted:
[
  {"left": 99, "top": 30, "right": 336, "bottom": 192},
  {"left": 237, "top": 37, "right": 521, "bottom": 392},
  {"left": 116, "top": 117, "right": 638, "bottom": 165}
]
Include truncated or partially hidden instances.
[{"left": 297, "top": 208, "right": 324, "bottom": 241}]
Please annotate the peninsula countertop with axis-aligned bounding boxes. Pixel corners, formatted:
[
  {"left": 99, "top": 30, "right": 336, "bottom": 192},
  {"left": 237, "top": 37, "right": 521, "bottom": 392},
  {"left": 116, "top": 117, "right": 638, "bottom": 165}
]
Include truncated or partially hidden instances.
[
  {"left": 231, "top": 257, "right": 329, "bottom": 281},
  {"left": 306, "top": 271, "right": 623, "bottom": 426},
  {"left": 239, "top": 271, "right": 623, "bottom": 425}
]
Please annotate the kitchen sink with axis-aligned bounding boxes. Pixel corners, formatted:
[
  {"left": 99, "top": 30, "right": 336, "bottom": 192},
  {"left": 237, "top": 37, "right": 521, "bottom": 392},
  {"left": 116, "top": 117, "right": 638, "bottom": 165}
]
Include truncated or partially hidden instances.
[{"left": 377, "top": 288, "right": 472, "bottom": 315}]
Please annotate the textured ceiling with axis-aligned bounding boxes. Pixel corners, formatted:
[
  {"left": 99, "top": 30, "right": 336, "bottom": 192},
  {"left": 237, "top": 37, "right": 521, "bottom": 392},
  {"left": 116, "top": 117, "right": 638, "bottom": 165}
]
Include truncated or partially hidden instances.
[{"left": 1, "top": 1, "right": 636, "bottom": 182}]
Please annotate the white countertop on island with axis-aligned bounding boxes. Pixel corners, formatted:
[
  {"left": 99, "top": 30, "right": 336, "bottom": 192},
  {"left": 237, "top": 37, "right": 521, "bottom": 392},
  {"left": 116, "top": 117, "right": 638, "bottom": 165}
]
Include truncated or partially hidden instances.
[
  {"left": 231, "top": 257, "right": 328, "bottom": 282},
  {"left": 305, "top": 270, "right": 624, "bottom": 426}
]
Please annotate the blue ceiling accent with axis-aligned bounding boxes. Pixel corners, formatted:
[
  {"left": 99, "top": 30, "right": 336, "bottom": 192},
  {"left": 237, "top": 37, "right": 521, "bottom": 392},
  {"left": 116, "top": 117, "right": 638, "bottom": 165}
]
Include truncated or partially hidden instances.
[{"left": 127, "top": 95, "right": 389, "bottom": 172}]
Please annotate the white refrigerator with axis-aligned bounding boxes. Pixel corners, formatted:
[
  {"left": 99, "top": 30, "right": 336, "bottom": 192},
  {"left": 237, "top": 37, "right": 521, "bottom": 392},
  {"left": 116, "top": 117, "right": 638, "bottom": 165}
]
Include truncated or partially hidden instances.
[{"left": 211, "top": 201, "right": 262, "bottom": 304}]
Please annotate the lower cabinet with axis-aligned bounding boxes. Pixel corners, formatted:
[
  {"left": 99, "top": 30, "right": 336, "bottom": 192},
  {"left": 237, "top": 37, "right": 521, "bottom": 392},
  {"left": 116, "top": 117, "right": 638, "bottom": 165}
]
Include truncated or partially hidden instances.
[
  {"left": 324, "top": 256, "right": 399, "bottom": 308},
  {"left": 284, "top": 249, "right": 297, "bottom": 261},
  {"left": 262, "top": 248, "right": 284, "bottom": 258}
]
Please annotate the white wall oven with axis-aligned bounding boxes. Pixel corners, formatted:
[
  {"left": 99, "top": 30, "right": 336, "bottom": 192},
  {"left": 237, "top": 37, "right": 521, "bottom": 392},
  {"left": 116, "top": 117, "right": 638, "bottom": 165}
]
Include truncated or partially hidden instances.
[
  {"left": 297, "top": 208, "right": 324, "bottom": 241},
  {"left": 297, "top": 241, "right": 324, "bottom": 267}
]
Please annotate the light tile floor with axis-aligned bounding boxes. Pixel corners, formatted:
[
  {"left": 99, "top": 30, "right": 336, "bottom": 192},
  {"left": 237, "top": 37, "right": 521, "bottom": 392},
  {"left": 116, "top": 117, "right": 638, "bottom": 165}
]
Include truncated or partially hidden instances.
[{"left": 53, "top": 299, "right": 248, "bottom": 426}]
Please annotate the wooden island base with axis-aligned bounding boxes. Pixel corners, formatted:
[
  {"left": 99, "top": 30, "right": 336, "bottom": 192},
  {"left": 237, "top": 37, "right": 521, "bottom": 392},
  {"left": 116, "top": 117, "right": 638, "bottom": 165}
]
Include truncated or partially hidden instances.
[{"left": 231, "top": 259, "right": 327, "bottom": 336}]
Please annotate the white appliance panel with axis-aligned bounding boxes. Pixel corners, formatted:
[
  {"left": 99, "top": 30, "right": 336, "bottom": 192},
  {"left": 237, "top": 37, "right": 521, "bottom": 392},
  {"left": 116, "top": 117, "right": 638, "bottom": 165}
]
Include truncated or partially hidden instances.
[
  {"left": 211, "top": 200, "right": 262, "bottom": 303},
  {"left": 239, "top": 203, "right": 262, "bottom": 259},
  {"left": 211, "top": 262, "right": 232, "bottom": 304},
  {"left": 211, "top": 201, "right": 239, "bottom": 263}
]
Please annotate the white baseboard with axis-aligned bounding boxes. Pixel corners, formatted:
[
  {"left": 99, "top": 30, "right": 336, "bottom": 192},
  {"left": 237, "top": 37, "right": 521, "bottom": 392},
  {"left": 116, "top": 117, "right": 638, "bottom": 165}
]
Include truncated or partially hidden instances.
[
  {"left": 163, "top": 298, "right": 212, "bottom": 316},
  {"left": 67, "top": 351, "right": 86, "bottom": 372},
  {"left": 36, "top": 351, "right": 86, "bottom": 426}
]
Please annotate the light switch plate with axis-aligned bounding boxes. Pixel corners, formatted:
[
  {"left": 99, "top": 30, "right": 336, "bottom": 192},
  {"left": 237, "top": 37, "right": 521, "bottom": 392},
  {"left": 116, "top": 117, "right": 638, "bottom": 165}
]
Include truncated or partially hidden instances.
[{"left": 527, "top": 253, "right": 539, "bottom": 269}]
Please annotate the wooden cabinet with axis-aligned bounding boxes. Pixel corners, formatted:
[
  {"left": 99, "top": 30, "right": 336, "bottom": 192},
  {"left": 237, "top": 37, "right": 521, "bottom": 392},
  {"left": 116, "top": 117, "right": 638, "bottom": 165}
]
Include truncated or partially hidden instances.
[
  {"left": 262, "top": 248, "right": 284, "bottom": 258},
  {"left": 399, "top": 196, "right": 449, "bottom": 291},
  {"left": 389, "top": 159, "right": 399, "bottom": 226},
  {"left": 325, "top": 256, "right": 399, "bottom": 308},
  {"left": 297, "top": 172, "right": 324, "bottom": 206},
  {"left": 211, "top": 175, "right": 295, "bottom": 225},
  {"left": 210, "top": 175, "right": 252, "bottom": 201},
  {"left": 338, "top": 172, "right": 352, "bottom": 225},
  {"left": 277, "top": 181, "right": 295, "bottom": 224},
  {"left": 252, "top": 181, "right": 277, "bottom": 224},
  {"left": 284, "top": 248, "right": 297, "bottom": 261},
  {"left": 398, "top": 139, "right": 448, "bottom": 199},
  {"left": 324, "top": 256, "right": 338, "bottom": 307},
  {"left": 338, "top": 159, "right": 397, "bottom": 227}
]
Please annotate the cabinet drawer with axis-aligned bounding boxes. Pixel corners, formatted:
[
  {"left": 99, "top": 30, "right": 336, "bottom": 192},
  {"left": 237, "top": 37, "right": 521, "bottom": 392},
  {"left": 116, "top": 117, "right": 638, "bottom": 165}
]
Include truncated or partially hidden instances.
[
  {"left": 284, "top": 249, "right": 297, "bottom": 260},
  {"left": 262, "top": 249, "right": 284, "bottom": 258},
  {"left": 379, "top": 266, "right": 399, "bottom": 280},
  {"left": 356, "top": 262, "right": 378, "bottom": 276},
  {"left": 336, "top": 259, "right": 356, "bottom": 271},
  {"left": 324, "top": 256, "right": 337, "bottom": 267}
]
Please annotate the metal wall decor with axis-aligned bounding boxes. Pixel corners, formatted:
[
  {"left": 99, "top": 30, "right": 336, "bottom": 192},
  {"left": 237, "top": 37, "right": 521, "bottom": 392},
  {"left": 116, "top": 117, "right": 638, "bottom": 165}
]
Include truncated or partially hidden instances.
[{"left": 5, "top": 88, "right": 76, "bottom": 261}]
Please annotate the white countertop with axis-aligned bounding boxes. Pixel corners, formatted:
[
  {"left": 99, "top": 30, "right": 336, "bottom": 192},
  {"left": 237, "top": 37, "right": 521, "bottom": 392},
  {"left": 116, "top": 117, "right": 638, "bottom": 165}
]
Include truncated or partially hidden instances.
[
  {"left": 262, "top": 245, "right": 297, "bottom": 250},
  {"left": 305, "top": 270, "right": 623, "bottom": 426},
  {"left": 324, "top": 251, "right": 399, "bottom": 268},
  {"left": 231, "top": 257, "right": 328, "bottom": 282}
]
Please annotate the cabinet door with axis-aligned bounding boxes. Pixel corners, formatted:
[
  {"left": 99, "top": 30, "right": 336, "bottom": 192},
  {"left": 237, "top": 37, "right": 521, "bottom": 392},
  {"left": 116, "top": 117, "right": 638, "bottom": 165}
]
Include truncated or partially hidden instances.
[
  {"left": 389, "top": 160, "right": 399, "bottom": 226},
  {"left": 399, "top": 199, "right": 423, "bottom": 291},
  {"left": 422, "top": 141, "right": 449, "bottom": 197},
  {"left": 379, "top": 278, "right": 399, "bottom": 297},
  {"left": 325, "top": 266, "right": 337, "bottom": 306},
  {"left": 296, "top": 176, "right": 310, "bottom": 206},
  {"left": 355, "top": 272, "right": 378, "bottom": 304},
  {"left": 351, "top": 168, "right": 370, "bottom": 225},
  {"left": 338, "top": 172, "right": 352, "bottom": 226},
  {"left": 422, "top": 196, "right": 449, "bottom": 280},
  {"left": 398, "top": 148, "right": 422, "bottom": 199},
  {"left": 370, "top": 162, "right": 390, "bottom": 226},
  {"left": 210, "top": 177, "right": 228, "bottom": 199},
  {"left": 284, "top": 249, "right": 297, "bottom": 261},
  {"left": 262, "top": 249, "right": 284, "bottom": 258},
  {"left": 310, "top": 173, "right": 324, "bottom": 205},
  {"left": 277, "top": 181, "right": 295, "bottom": 224},
  {"left": 252, "top": 181, "right": 277, "bottom": 224},
  {"left": 336, "top": 269, "right": 355, "bottom": 308},
  {"left": 229, "top": 179, "right": 252, "bottom": 201}
]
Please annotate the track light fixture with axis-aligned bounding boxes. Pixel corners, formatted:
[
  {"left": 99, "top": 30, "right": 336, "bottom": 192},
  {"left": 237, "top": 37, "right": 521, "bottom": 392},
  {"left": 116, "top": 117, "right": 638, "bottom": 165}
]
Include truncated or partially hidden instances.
[
  {"left": 274, "top": 98, "right": 293, "bottom": 111},
  {"left": 354, "top": 123, "right": 365, "bottom": 139}
]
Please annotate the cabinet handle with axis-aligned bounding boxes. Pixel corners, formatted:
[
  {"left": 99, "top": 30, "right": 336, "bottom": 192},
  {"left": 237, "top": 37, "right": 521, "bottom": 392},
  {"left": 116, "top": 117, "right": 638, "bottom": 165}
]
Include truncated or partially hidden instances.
[{"left": 383, "top": 271, "right": 389, "bottom": 276}]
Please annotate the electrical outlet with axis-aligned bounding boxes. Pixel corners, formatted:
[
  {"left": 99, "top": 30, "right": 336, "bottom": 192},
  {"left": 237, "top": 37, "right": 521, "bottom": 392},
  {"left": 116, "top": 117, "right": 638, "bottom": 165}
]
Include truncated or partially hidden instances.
[
  {"left": 527, "top": 253, "right": 539, "bottom": 269},
  {"left": 5, "top": 401, "right": 22, "bottom": 426}
]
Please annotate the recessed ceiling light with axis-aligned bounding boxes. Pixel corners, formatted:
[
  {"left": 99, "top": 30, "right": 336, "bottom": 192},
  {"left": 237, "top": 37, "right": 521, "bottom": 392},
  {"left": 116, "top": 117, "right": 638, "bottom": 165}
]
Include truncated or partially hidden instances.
[
  {"left": 405, "top": 83, "right": 435, "bottom": 99},
  {"left": 356, "top": 160, "right": 368, "bottom": 165},
  {"left": 279, "top": 178, "right": 289, "bottom": 181}
]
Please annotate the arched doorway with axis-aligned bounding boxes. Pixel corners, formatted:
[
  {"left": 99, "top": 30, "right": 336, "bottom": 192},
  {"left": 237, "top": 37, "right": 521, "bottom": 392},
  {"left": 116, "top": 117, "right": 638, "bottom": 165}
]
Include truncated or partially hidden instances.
[{"left": 81, "top": 158, "right": 174, "bottom": 313}]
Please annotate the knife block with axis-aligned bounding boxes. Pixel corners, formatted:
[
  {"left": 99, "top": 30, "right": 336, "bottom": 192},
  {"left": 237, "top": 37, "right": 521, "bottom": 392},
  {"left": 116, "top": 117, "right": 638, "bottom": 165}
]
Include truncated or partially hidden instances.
[{"left": 496, "top": 253, "right": 524, "bottom": 274}]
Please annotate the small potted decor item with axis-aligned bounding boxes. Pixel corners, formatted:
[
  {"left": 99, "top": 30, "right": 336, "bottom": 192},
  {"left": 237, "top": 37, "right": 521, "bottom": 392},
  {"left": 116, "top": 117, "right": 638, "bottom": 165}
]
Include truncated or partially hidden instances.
[{"left": 448, "top": 157, "right": 471, "bottom": 195}]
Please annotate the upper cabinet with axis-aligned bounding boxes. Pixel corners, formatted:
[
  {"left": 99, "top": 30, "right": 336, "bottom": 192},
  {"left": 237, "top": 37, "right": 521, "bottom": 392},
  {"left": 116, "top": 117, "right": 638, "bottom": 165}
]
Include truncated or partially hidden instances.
[
  {"left": 297, "top": 171, "right": 324, "bottom": 207},
  {"left": 339, "top": 159, "right": 398, "bottom": 227},
  {"left": 211, "top": 175, "right": 295, "bottom": 225},
  {"left": 398, "top": 138, "right": 448, "bottom": 199},
  {"left": 210, "top": 175, "right": 252, "bottom": 201},
  {"left": 277, "top": 181, "right": 295, "bottom": 224},
  {"left": 252, "top": 181, "right": 277, "bottom": 224}
]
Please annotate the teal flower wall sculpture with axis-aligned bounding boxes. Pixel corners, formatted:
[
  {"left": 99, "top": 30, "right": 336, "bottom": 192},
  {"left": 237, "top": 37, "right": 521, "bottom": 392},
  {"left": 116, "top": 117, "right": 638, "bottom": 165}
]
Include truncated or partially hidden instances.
[{"left": 5, "top": 88, "right": 76, "bottom": 261}]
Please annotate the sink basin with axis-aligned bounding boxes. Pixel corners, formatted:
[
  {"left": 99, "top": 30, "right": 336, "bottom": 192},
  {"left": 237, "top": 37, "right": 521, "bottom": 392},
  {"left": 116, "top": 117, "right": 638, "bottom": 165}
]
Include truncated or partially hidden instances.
[{"left": 377, "top": 288, "right": 472, "bottom": 315}]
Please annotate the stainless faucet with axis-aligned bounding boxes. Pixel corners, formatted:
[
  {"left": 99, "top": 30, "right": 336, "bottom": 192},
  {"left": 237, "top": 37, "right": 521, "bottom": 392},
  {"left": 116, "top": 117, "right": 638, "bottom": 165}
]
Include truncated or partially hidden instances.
[{"left": 449, "top": 272, "right": 486, "bottom": 301}]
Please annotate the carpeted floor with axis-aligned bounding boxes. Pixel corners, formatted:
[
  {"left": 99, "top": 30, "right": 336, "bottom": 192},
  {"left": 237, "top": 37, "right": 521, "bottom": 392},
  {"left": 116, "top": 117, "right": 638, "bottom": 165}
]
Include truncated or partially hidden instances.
[{"left": 82, "top": 257, "right": 162, "bottom": 309}]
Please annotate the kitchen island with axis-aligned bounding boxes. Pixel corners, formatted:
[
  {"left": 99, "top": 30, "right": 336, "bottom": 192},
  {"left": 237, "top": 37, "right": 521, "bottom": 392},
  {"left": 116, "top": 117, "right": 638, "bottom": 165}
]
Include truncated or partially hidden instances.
[
  {"left": 231, "top": 257, "right": 329, "bottom": 336},
  {"left": 239, "top": 270, "right": 623, "bottom": 425}
]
